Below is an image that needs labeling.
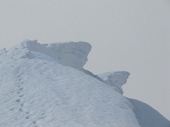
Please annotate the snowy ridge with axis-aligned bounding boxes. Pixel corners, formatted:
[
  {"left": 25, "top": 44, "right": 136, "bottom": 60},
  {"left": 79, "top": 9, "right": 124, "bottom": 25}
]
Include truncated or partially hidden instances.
[
  {"left": 21, "top": 39, "right": 91, "bottom": 70},
  {"left": 0, "top": 40, "right": 140, "bottom": 127},
  {"left": 0, "top": 40, "right": 169, "bottom": 127},
  {"left": 1, "top": 40, "right": 91, "bottom": 70},
  {"left": 98, "top": 71, "right": 130, "bottom": 94}
]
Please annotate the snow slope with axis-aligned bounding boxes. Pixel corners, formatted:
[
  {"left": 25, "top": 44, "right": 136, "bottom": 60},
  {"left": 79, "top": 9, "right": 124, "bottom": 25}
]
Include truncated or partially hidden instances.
[
  {"left": 0, "top": 40, "right": 140, "bottom": 127},
  {"left": 128, "top": 98, "right": 170, "bottom": 127}
]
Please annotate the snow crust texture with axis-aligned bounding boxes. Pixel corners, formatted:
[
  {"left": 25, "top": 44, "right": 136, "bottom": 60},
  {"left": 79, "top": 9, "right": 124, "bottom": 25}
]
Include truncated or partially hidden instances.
[{"left": 0, "top": 40, "right": 140, "bottom": 127}]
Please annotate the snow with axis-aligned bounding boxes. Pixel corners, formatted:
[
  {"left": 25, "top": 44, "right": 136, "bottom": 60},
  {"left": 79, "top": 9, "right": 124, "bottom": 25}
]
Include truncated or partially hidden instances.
[
  {"left": 128, "top": 98, "right": 170, "bottom": 127},
  {"left": 19, "top": 39, "right": 91, "bottom": 70},
  {"left": 97, "top": 70, "right": 170, "bottom": 127},
  {"left": 0, "top": 40, "right": 169, "bottom": 127},
  {"left": 1, "top": 39, "right": 91, "bottom": 70},
  {"left": 98, "top": 71, "right": 130, "bottom": 94},
  {"left": 0, "top": 59, "right": 140, "bottom": 127},
  {"left": 0, "top": 48, "right": 6, "bottom": 55},
  {"left": 0, "top": 40, "right": 140, "bottom": 127}
]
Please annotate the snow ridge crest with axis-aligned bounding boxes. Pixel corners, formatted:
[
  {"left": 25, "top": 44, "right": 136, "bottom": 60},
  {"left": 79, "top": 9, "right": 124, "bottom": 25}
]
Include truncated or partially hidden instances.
[{"left": 6, "top": 40, "right": 92, "bottom": 70}]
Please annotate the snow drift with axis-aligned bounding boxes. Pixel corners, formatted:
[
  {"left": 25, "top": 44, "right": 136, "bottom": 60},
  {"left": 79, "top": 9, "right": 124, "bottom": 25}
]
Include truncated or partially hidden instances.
[{"left": 0, "top": 40, "right": 169, "bottom": 127}]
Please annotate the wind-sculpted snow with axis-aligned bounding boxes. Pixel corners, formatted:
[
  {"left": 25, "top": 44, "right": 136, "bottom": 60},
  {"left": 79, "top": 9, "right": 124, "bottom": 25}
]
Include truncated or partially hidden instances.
[
  {"left": 0, "top": 40, "right": 140, "bottom": 127},
  {"left": 19, "top": 40, "right": 91, "bottom": 70},
  {"left": 0, "top": 40, "right": 91, "bottom": 70},
  {"left": 128, "top": 98, "right": 170, "bottom": 127},
  {"left": 98, "top": 71, "right": 130, "bottom": 94},
  {"left": 45, "top": 41, "right": 91, "bottom": 70}
]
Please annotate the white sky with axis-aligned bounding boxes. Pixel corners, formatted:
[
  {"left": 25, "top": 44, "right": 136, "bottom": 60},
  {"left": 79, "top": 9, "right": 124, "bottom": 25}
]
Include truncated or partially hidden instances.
[{"left": 0, "top": 0, "right": 170, "bottom": 119}]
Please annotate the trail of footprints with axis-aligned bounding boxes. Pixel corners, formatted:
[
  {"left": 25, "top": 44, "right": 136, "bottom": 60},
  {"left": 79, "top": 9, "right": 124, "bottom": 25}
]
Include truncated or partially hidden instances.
[{"left": 14, "top": 72, "right": 38, "bottom": 127}]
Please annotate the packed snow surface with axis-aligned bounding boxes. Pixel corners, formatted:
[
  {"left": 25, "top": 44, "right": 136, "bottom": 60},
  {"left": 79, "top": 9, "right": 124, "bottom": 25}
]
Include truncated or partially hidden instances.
[
  {"left": 0, "top": 40, "right": 169, "bottom": 127},
  {"left": 0, "top": 40, "right": 140, "bottom": 127}
]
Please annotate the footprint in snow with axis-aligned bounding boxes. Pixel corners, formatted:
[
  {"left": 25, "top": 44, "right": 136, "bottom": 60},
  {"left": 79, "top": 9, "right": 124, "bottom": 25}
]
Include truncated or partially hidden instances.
[
  {"left": 19, "top": 94, "right": 24, "bottom": 97},
  {"left": 19, "top": 88, "right": 23, "bottom": 91},
  {"left": 10, "top": 91, "right": 14, "bottom": 93},
  {"left": 26, "top": 111, "right": 29, "bottom": 114},
  {"left": 19, "top": 108, "right": 22, "bottom": 112},
  {"left": 16, "top": 99, "right": 21, "bottom": 102},
  {"left": 10, "top": 108, "right": 15, "bottom": 111},
  {"left": 25, "top": 116, "right": 30, "bottom": 119},
  {"left": 32, "top": 121, "right": 36, "bottom": 124}
]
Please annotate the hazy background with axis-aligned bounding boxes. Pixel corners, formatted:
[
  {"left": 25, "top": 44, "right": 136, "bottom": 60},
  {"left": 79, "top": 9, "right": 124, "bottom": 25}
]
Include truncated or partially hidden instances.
[{"left": 0, "top": 0, "right": 169, "bottom": 119}]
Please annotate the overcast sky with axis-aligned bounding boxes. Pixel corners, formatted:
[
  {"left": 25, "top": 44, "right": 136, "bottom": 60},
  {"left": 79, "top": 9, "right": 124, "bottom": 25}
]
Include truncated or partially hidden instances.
[{"left": 0, "top": 0, "right": 169, "bottom": 119}]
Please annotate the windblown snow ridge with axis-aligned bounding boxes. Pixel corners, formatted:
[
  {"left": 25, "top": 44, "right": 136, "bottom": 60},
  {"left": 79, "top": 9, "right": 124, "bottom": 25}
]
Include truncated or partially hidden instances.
[
  {"left": 0, "top": 40, "right": 130, "bottom": 93},
  {"left": 0, "top": 40, "right": 141, "bottom": 127},
  {"left": 1, "top": 39, "right": 92, "bottom": 70}
]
